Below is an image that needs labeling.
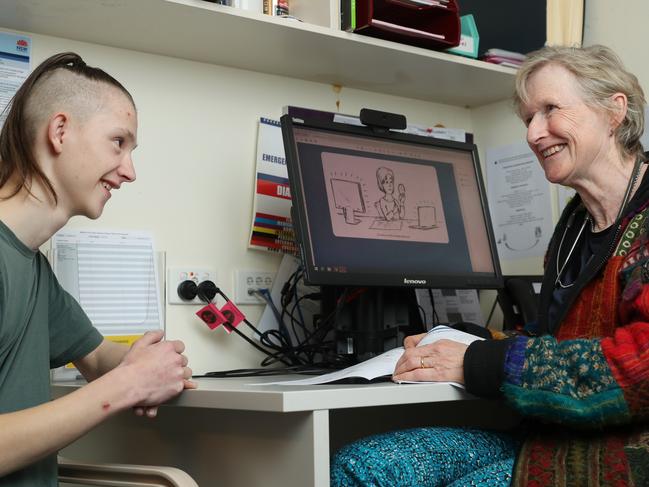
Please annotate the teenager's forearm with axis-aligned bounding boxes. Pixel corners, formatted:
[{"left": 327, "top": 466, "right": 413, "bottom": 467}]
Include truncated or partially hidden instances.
[
  {"left": 0, "top": 367, "right": 139, "bottom": 476},
  {"left": 75, "top": 338, "right": 129, "bottom": 381}
]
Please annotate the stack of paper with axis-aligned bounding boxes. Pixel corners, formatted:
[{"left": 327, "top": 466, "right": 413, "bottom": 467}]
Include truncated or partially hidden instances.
[{"left": 482, "top": 48, "right": 526, "bottom": 69}]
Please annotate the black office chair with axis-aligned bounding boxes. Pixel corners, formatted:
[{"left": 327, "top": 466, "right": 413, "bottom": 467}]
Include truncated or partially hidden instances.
[{"left": 497, "top": 275, "right": 542, "bottom": 331}]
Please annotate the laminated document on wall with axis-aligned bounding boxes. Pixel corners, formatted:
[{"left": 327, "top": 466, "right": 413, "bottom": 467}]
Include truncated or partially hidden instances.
[
  {"left": 0, "top": 31, "right": 31, "bottom": 128},
  {"left": 51, "top": 229, "right": 164, "bottom": 380},
  {"left": 248, "top": 117, "right": 298, "bottom": 255},
  {"left": 486, "top": 142, "right": 553, "bottom": 261}
]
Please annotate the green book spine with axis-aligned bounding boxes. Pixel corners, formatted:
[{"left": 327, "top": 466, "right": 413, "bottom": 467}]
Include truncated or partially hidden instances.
[{"left": 351, "top": 0, "right": 356, "bottom": 30}]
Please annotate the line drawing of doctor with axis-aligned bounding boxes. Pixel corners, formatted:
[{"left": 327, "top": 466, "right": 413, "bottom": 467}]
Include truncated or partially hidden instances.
[{"left": 375, "top": 167, "right": 405, "bottom": 221}]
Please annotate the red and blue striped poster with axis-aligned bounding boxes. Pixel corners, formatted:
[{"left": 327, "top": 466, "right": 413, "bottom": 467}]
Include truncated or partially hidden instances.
[{"left": 249, "top": 118, "right": 298, "bottom": 254}]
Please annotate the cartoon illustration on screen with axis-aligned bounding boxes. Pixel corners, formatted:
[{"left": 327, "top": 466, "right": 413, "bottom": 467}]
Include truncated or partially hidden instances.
[
  {"left": 330, "top": 178, "right": 366, "bottom": 225},
  {"left": 409, "top": 205, "right": 438, "bottom": 230},
  {"left": 374, "top": 167, "right": 405, "bottom": 222},
  {"left": 322, "top": 152, "right": 449, "bottom": 245}
]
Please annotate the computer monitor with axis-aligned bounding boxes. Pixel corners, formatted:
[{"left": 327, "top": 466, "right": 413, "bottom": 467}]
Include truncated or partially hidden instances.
[{"left": 281, "top": 113, "right": 502, "bottom": 361}]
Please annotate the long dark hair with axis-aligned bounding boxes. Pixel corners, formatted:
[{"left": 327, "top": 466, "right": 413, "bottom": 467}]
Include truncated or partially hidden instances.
[{"left": 0, "top": 52, "right": 134, "bottom": 203}]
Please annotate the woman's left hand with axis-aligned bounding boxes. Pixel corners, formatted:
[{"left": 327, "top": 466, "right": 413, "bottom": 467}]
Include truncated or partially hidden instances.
[{"left": 392, "top": 340, "right": 468, "bottom": 384}]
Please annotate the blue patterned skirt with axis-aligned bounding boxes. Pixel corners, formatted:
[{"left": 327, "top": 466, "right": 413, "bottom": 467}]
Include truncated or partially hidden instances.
[{"left": 331, "top": 427, "right": 521, "bottom": 486}]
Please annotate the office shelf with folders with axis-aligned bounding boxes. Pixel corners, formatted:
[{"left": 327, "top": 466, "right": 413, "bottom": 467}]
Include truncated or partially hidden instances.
[{"left": 342, "top": 0, "right": 461, "bottom": 51}]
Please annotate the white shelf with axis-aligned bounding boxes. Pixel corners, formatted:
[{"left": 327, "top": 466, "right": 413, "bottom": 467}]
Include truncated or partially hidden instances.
[{"left": 1, "top": 0, "right": 517, "bottom": 107}]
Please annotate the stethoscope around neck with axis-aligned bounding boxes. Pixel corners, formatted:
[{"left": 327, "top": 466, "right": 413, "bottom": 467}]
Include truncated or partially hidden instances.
[{"left": 554, "top": 157, "right": 645, "bottom": 289}]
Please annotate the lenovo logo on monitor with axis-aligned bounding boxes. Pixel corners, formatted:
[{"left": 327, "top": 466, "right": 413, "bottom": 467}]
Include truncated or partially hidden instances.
[{"left": 403, "top": 278, "right": 427, "bottom": 285}]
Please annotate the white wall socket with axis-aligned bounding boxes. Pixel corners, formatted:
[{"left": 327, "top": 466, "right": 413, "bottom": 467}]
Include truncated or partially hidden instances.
[
  {"left": 167, "top": 267, "right": 218, "bottom": 305},
  {"left": 235, "top": 270, "right": 274, "bottom": 305}
]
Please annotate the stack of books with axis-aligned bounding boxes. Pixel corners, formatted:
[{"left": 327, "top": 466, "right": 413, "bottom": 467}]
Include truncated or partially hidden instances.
[
  {"left": 482, "top": 48, "right": 526, "bottom": 69},
  {"left": 263, "top": 0, "right": 289, "bottom": 16}
]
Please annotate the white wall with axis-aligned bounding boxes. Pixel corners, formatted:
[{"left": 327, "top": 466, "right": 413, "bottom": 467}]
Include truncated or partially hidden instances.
[
  {"left": 22, "top": 33, "right": 474, "bottom": 374},
  {"left": 583, "top": 0, "right": 649, "bottom": 88}
]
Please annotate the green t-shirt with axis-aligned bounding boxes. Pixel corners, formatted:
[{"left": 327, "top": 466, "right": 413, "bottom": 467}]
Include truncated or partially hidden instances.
[{"left": 0, "top": 220, "right": 103, "bottom": 486}]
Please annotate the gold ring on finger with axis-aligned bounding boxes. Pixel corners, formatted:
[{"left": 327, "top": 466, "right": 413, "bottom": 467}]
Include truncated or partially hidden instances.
[{"left": 420, "top": 356, "right": 426, "bottom": 369}]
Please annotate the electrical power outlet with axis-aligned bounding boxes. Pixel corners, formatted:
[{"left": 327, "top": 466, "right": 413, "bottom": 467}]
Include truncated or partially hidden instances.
[
  {"left": 167, "top": 267, "right": 218, "bottom": 305},
  {"left": 235, "top": 270, "right": 274, "bottom": 305}
]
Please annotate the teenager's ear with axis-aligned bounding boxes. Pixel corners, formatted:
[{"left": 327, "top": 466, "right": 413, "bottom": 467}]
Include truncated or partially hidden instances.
[{"left": 47, "top": 113, "right": 69, "bottom": 154}]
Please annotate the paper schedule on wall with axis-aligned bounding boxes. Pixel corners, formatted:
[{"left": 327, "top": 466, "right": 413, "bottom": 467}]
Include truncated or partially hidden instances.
[
  {"left": 248, "top": 117, "right": 298, "bottom": 255},
  {"left": 52, "top": 229, "right": 163, "bottom": 337}
]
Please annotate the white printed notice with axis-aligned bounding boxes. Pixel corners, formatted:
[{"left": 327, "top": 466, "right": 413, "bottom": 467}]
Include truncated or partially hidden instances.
[
  {"left": 51, "top": 229, "right": 163, "bottom": 379},
  {"left": 486, "top": 142, "right": 553, "bottom": 260},
  {"left": 0, "top": 31, "right": 31, "bottom": 128}
]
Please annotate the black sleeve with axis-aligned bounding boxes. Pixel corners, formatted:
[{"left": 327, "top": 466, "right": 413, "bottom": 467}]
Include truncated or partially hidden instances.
[{"left": 463, "top": 337, "right": 515, "bottom": 398}]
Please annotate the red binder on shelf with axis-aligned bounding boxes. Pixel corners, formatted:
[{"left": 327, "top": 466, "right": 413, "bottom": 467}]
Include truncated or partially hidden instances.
[{"left": 349, "top": 0, "right": 460, "bottom": 51}]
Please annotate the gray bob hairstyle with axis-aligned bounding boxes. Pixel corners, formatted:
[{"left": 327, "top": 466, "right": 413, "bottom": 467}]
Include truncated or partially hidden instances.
[{"left": 513, "top": 44, "right": 646, "bottom": 159}]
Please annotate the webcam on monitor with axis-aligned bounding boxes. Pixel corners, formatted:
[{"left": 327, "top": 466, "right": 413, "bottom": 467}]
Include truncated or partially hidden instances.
[{"left": 359, "top": 108, "right": 407, "bottom": 132}]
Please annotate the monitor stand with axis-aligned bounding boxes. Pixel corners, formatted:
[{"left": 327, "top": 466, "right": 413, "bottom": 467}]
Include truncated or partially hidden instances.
[
  {"left": 320, "top": 286, "right": 425, "bottom": 364},
  {"left": 342, "top": 206, "right": 361, "bottom": 225}
]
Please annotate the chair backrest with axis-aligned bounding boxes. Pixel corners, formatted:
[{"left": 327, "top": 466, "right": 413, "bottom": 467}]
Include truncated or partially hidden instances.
[{"left": 58, "top": 456, "right": 200, "bottom": 487}]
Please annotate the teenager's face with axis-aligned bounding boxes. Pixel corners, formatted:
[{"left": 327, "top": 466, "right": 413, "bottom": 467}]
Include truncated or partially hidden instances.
[{"left": 56, "top": 89, "right": 137, "bottom": 219}]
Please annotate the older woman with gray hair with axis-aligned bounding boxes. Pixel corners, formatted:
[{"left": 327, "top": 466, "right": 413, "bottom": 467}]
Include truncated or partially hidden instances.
[{"left": 331, "top": 44, "right": 649, "bottom": 486}]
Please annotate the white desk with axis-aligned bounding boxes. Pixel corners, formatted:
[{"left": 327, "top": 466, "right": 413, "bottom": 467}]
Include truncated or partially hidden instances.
[{"left": 53, "top": 376, "right": 515, "bottom": 487}]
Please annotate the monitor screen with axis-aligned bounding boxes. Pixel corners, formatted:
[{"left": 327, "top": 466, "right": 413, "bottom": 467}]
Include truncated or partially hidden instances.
[{"left": 281, "top": 115, "right": 502, "bottom": 290}]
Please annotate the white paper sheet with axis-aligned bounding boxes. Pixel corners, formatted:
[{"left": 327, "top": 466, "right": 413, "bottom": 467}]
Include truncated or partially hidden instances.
[
  {"left": 51, "top": 229, "right": 164, "bottom": 380},
  {"left": 486, "top": 142, "right": 553, "bottom": 260},
  {"left": 52, "top": 229, "right": 163, "bottom": 336},
  {"left": 257, "top": 326, "right": 483, "bottom": 386}
]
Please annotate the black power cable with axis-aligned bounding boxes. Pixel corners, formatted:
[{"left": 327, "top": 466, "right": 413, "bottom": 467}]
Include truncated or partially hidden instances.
[{"left": 199, "top": 278, "right": 358, "bottom": 377}]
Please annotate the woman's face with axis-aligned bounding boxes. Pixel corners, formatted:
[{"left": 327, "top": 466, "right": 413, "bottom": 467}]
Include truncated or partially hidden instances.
[
  {"left": 521, "top": 63, "right": 614, "bottom": 187},
  {"left": 382, "top": 173, "right": 394, "bottom": 194}
]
